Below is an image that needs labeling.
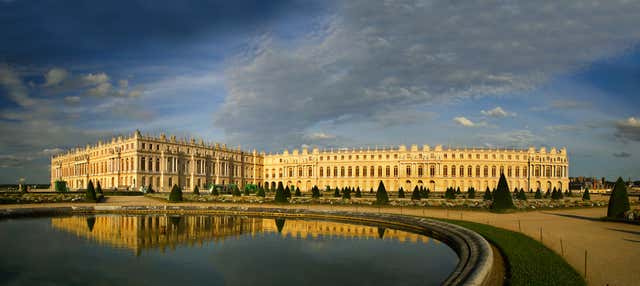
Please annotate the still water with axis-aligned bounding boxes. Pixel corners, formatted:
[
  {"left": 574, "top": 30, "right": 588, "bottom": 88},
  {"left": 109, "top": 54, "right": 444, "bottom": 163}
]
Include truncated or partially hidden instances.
[{"left": 0, "top": 215, "right": 458, "bottom": 286}]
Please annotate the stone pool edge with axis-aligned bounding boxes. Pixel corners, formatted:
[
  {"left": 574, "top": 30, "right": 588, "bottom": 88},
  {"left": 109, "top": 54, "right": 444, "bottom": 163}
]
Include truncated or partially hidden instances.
[{"left": 1, "top": 205, "right": 494, "bottom": 286}]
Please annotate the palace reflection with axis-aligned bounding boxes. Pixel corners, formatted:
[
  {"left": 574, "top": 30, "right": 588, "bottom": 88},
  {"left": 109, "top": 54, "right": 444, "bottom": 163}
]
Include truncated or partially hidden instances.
[{"left": 50, "top": 215, "right": 433, "bottom": 255}]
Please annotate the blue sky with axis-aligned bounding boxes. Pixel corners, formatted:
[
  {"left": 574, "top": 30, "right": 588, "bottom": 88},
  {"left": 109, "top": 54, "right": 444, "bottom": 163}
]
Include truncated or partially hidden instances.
[{"left": 1, "top": 0, "right": 639, "bottom": 183}]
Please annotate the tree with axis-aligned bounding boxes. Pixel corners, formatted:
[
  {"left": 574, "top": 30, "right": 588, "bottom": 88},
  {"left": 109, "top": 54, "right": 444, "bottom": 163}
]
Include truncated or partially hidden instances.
[
  {"left": 169, "top": 184, "right": 183, "bottom": 202},
  {"left": 544, "top": 188, "right": 550, "bottom": 199},
  {"left": 86, "top": 180, "right": 98, "bottom": 202},
  {"left": 96, "top": 181, "right": 103, "bottom": 195},
  {"left": 193, "top": 185, "right": 200, "bottom": 195},
  {"left": 334, "top": 188, "right": 340, "bottom": 198},
  {"left": 232, "top": 185, "right": 241, "bottom": 197},
  {"left": 607, "top": 177, "right": 630, "bottom": 218},
  {"left": 534, "top": 188, "right": 542, "bottom": 199},
  {"left": 211, "top": 185, "right": 219, "bottom": 196},
  {"left": 491, "top": 173, "right": 515, "bottom": 210},
  {"left": 275, "top": 182, "right": 288, "bottom": 203},
  {"left": 467, "top": 187, "right": 476, "bottom": 199},
  {"left": 370, "top": 187, "right": 374, "bottom": 193},
  {"left": 294, "top": 186, "right": 301, "bottom": 197},
  {"left": 147, "top": 183, "right": 154, "bottom": 194},
  {"left": 444, "top": 187, "right": 456, "bottom": 199},
  {"left": 551, "top": 187, "right": 558, "bottom": 200},
  {"left": 342, "top": 187, "right": 351, "bottom": 199},
  {"left": 398, "top": 187, "right": 405, "bottom": 198},
  {"left": 311, "top": 186, "right": 321, "bottom": 198},
  {"left": 284, "top": 185, "right": 292, "bottom": 198},
  {"left": 355, "top": 187, "right": 362, "bottom": 198},
  {"left": 483, "top": 187, "right": 492, "bottom": 201},
  {"left": 582, "top": 188, "right": 590, "bottom": 201},
  {"left": 518, "top": 189, "right": 527, "bottom": 201},
  {"left": 411, "top": 186, "right": 421, "bottom": 200},
  {"left": 456, "top": 186, "right": 461, "bottom": 194},
  {"left": 54, "top": 180, "right": 68, "bottom": 193},
  {"left": 257, "top": 187, "right": 266, "bottom": 197},
  {"left": 421, "top": 187, "right": 430, "bottom": 199},
  {"left": 243, "top": 186, "right": 250, "bottom": 196},
  {"left": 375, "top": 181, "right": 389, "bottom": 205}
]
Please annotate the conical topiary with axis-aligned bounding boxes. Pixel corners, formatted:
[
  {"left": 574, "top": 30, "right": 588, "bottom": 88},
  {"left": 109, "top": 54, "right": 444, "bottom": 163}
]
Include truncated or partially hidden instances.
[
  {"left": 411, "top": 186, "right": 421, "bottom": 200},
  {"left": 169, "top": 184, "right": 183, "bottom": 202},
  {"left": 312, "top": 186, "right": 321, "bottom": 198},
  {"left": 284, "top": 185, "right": 291, "bottom": 198},
  {"left": 334, "top": 188, "right": 340, "bottom": 198},
  {"left": 257, "top": 187, "right": 265, "bottom": 197},
  {"left": 491, "top": 174, "right": 514, "bottom": 210},
  {"left": 86, "top": 180, "right": 97, "bottom": 202},
  {"left": 607, "top": 177, "right": 630, "bottom": 218},
  {"left": 483, "top": 187, "right": 492, "bottom": 201},
  {"left": 147, "top": 183, "right": 154, "bottom": 194},
  {"left": 96, "top": 181, "right": 103, "bottom": 195},
  {"left": 355, "top": 187, "right": 362, "bottom": 198},
  {"left": 582, "top": 188, "right": 590, "bottom": 201},
  {"left": 275, "top": 182, "right": 287, "bottom": 203},
  {"left": 375, "top": 181, "right": 389, "bottom": 205},
  {"left": 193, "top": 185, "right": 200, "bottom": 195},
  {"left": 294, "top": 186, "right": 301, "bottom": 197},
  {"left": 467, "top": 187, "right": 476, "bottom": 199},
  {"left": 342, "top": 187, "right": 351, "bottom": 199},
  {"left": 518, "top": 189, "right": 527, "bottom": 201},
  {"left": 398, "top": 187, "right": 405, "bottom": 198},
  {"left": 534, "top": 188, "right": 542, "bottom": 199}
]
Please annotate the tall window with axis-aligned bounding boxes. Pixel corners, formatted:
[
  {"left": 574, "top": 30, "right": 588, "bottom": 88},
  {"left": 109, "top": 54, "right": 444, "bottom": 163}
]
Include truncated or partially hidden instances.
[
  {"left": 148, "top": 158, "right": 152, "bottom": 172},
  {"left": 460, "top": 165, "right": 465, "bottom": 177},
  {"left": 443, "top": 166, "right": 448, "bottom": 177},
  {"left": 355, "top": 166, "right": 359, "bottom": 177},
  {"left": 468, "top": 166, "right": 472, "bottom": 177},
  {"left": 378, "top": 166, "right": 383, "bottom": 177},
  {"left": 141, "top": 158, "right": 146, "bottom": 171},
  {"left": 406, "top": 166, "right": 411, "bottom": 176},
  {"left": 334, "top": 167, "right": 338, "bottom": 177},
  {"left": 348, "top": 166, "right": 352, "bottom": 177},
  {"left": 362, "top": 166, "right": 366, "bottom": 177},
  {"left": 308, "top": 167, "right": 313, "bottom": 177},
  {"left": 492, "top": 166, "right": 497, "bottom": 177},
  {"left": 418, "top": 166, "right": 423, "bottom": 177},
  {"left": 393, "top": 166, "right": 397, "bottom": 177},
  {"left": 484, "top": 166, "right": 488, "bottom": 177},
  {"left": 298, "top": 167, "right": 303, "bottom": 177},
  {"left": 156, "top": 158, "right": 160, "bottom": 172},
  {"left": 507, "top": 166, "right": 512, "bottom": 177},
  {"left": 341, "top": 167, "right": 345, "bottom": 177},
  {"left": 430, "top": 165, "right": 435, "bottom": 177},
  {"left": 386, "top": 166, "right": 390, "bottom": 177}
]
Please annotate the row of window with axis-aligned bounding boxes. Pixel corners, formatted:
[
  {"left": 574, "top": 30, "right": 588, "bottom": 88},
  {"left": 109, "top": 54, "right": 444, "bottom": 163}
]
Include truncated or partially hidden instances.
[{"left": 278, "top": 153, "right": 567, "bottom": 164}]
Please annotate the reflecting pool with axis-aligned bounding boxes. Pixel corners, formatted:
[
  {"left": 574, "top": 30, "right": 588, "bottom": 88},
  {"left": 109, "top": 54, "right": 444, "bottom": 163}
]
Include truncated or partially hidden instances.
[{"left": 0, "top": 215, "right": 458, "bottom": 285}]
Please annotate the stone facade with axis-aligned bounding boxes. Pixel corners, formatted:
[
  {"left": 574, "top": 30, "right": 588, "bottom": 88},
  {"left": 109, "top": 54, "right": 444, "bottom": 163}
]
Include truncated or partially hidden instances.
[
  {"left": 263, "top": 144, "right": 569, "bottom": 193},
  {"left": 51, "top": 131, "right": 569, "bottom": 192},
  {"left": 50, "top": 130, "right": 263, "bottom": 191}
]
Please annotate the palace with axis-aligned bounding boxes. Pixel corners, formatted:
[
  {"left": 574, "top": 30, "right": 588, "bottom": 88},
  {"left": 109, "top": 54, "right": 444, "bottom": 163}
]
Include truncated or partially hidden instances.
[{"left": 51, "top": 130, "right": 569, "bottom": 192}]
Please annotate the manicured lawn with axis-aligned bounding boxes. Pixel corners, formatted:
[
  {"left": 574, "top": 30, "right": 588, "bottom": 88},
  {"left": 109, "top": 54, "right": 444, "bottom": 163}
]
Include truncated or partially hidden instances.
[{"left": 441, "top": 219, "right": 586, "bottom": 286}]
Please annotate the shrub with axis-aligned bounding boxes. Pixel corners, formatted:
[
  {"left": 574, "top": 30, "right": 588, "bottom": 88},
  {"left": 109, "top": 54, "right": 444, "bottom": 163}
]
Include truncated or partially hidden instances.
[
  {"left": 96, "top": 181, "right": 103, "bottom": 195},
  {"left": 582, "top": 188, "right": 590, "bottom": 201},
  {"left": 370, "top": 187, "right": 374, "bottom": 193},
  {"left": 311, "top": 186, "right": 321, "bottom": 199},
  {"left": 398, "top": 187, "right": 405, "bottom": 198},
  {"left": 467, "top": 187, "right": 476, "bottom": 199},
  {"left": 211, "top": 185, "right": 219, "bottom": 196},
  {"left": 284, "top": 185, "right": 292, "bottom": 198},
  {"left": 411, "top": 186, "right": 421, "bottom": 200},
  {"left": 355, "top": 187, "right": 362, "bottom": 198},
  {"left": 193, "top": 185, "right": 200, "bottom": 195},
  {"left": 294, "top": 186, "right": 301, "bottom": 197},
  {"left": 421, "top": 187, "right": 429, "bottom": 199},
  {"left": 275, "top": 182, "right": 287, "bottom": 203},
  {"left": 334, "top": 188, "right": 340, "bottom": 198},
  {"left": 169, "top": 184, "right": 183, "bottom": 202},
  {"left": 257, "top": 187, "right": 265, "bottom": 197},
  {"left": 342, "top": 187, "right": 351, "bottom": 199},
  {"left": 607, "top": 177, "right": 630, "bottom": 218},
  {"left": 491, "top": 174, "right": 514, "bottom": 210},
  {"left": 232, "top": 185, "right": 241, "bottom": 197},
  {"left": 483, "top": 187, "right": 492, "bottom": 201},
  {"left": 86, "top": 180, "right": 98, "bottom": 202},
  {"left": 534, "top": 188, "right": 542, "bottom": 199},
  {"left": 518, "top": 189, "right": 527, "bottom": 201},
  {"left": 54, "top": 180, "right": 68, "bottom": 193},
  {"left": 147, "top": 183, "right": 154, "bottom": 194},
  {"left": 456, "top": 187, "right": 461, "bottom": 194},
  {"left": 444, "top": 187, "right": 456, "bottom": 199},
  {"left": 375, "top": 181, "right": 389, "bottom": 205},
  {"left": 551, "top": 187, "right": 558, "bottom": 200},
  {"left": 544, "top": 188, "right": 550, "bottom": 199}
]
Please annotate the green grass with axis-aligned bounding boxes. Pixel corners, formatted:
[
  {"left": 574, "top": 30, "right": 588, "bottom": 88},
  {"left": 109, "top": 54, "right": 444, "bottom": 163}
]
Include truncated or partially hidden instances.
[{"left": 441, "top": 219, "right": 586, "bottom": 286}]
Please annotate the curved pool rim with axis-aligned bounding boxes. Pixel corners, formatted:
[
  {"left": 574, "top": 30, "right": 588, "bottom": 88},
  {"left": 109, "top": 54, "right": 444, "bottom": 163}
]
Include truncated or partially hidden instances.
[{"left": 1, "top": 205, "right": 493, "bottom": 286}]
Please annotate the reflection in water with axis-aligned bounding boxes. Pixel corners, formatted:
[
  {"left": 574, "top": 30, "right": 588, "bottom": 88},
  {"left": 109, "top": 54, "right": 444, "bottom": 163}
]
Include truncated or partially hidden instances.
[{"left": 50, "top": 215, "right": 435, "bottom": 255}]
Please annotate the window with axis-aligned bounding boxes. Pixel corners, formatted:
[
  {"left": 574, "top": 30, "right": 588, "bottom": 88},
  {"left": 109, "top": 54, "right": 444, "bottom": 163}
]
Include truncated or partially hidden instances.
[
  {"left": 484, "top": 166, "right": 488, "bottom": 177},
  {"left": 393, "top": 166, "right": 398, "bottom": 176},
  {"left": 476, "top": 166, "right": 480, "bottom": 177},
  {"left": 371, "top": 166, "right": 375, "bottom": 177},
  {"left": 418, "top": 166, "right": 423, "bottom": 177},
  {"left": 378, "top": 166, "right": 383, "bottom": 177},
  {"left": 507, "top": 166, "right": 512, "bottom": 177},
  {"left": 500, "top": 166, "right": 504, "bottom": 175},
  {"left": 348, "top": 166, "right": 352, "bottom": 177},
  {"left": 308, "top": 167, "right": 313, "bottom": 177},
  {"left": 341, "top": 167, "right": 345, "bottom": 177},
  {"left": 298, "top": 167, "right": 302, "bottom": 177},
  {"left": 492, "top": 166, "right": 497, "bottom": 177},
  {"left": 460, "top": 165, "right": 465, "bottom": 177},
  {"left": 334, "top": 167, "right": 338, "bottom": 177},
  {"left": 386, "top": 166, "right": 391, "bottom": 177},
  {"left": 468, "top": 166, "right": 472, "bottom": 177},
  {"left": 355, "top": 166, "right": 359, "bottom": 177},
  {"left": 142, "top": 143, "right": 146, "bottom": 149},
  {"left": 443, "top": 166, "right": 448, "bottom": 176},
  {"left": 363, "top": 166, "right": 367, "bottom": 177},
  {"left": 320, "top": 167, "right": 324, "bottom": 177},
  {"left": 451, "top": 165, "right": 456, "bottom": 177},
  {"left": 430, "top": 165, "right": 435, "bottom": 177},
  {"left": 156, "top": 158, "right": 160, "bottom": 172},
  {"left": 515, "top": 167, "right": 520, "bottom": 177},
  {"left": 141, "top": 158, "right": 146, "bottom": 171},
  {"left": 148, "top": 158, "right": 153, "bottom": 172},
  {"left": 406, "top": 166, "right": 411, "bottom": 176}
]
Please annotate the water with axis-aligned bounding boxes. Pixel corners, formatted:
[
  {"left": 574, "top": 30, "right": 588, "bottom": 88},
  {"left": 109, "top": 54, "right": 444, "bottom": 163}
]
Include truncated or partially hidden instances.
[{"left": 0, "top": 215, "right": 458, "bottom": 286}]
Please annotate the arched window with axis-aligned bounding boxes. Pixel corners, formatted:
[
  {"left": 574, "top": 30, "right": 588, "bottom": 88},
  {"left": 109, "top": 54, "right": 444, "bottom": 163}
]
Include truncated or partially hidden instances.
[
  {"left": 371, "top": 166, "right": 375, "bottom": 177},
  {"left": 484, "top": 166, "right": 489, "bottom": 177},
  {"left": 492, "top": 166, "right": 497, "bottom": 177},
  {"left": 430, "top": 165, "right": 435, "bottom": 177},
  {"left": 348, "top": 166, "right": 352, "bottom": 177},
  {"left": 355, "top": 166, "right": 359, "bottom": 177},
  {"left": 141, "top": 158, "right": 146, "bottom": 171},
  {"left": 320, "top": 167, "right": 324, "bottom": 177},
  {"left": 289, "top": 167, "right": 293, "bottom": 177},
  {"left": 334, "top": 167, "right": 338, "bottom": 177},
  {"left": 476, "top": 166, "right": 480, "bottom": 177},
  {"left": 451, "top": 165, "right": 456, "bottom": 177},
  {"left": 499, "top": 166, "right": 504, "bottom": 175},
  {"left": 406, "top": 166, "right": 411, "bottom": 176},
  {"left": 386, "top": 166, "right": 391, "bottom": 177},
  {"left": 298, "top": 167, "right": 302, "bottom": 177},
  {"left": 468, "top": 166, "right": 472, "bottom": 177},
  {"left": 460, "top": 165, "right": 465, "bottom": 177},
  {"left": 443, "top": 166, "right": 448, "bottom": 177},
  {"left": 341, "top": 167, "right": 345, "bottom": 177},
  {"left": 363, "top": 166, "right": 367, "bottom": 177},
  {"left": 515, "top": 166, "right": 520, "bottom": 177},
  {"left": 156, "top": 158, "right": 160, "bottom": 172},
  {"left": 308, "top": 167, "right": 313, "bottom": 177},
  {"left": 393, "top": 166, "right": 398, "bottom": 177},
  {"left": 378, "top": 166, "right": 383, "bottom": 177},
  {"left": 418, "top": 166, "right": 423, "bottom": 177},
  {"left": 523, "top": 166, "right": 528, "bottom": 177},
  {"left": 507, "top": 166, "right": 512, "bottom": 177}
]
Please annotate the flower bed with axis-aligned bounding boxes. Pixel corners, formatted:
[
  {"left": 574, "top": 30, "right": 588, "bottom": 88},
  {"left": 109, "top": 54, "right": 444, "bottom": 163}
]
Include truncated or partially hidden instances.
[{"left": 0, "top": 193, "right": 87, "bottom": 204}]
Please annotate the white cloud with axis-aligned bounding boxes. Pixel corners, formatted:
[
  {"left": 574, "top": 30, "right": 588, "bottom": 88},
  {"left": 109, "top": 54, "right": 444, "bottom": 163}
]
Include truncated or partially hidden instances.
[
  {"left": 41, "top": 148, "right": 64, "bottom": 156},
  {"left": 0, "top": 64, "right": 36, "bottom": 107},
  {"left": 64, "top": 96, "right": 81, "bottom": 104},
  {"left": 453, "top": 116, "right": 482, "bottom": 127},
  {"left": 215, "top": 0, "right": 640, "bottom": 147},
  {"left": 615, "top": 117, "right": 640, "bottom": 142},
  {"left": 481, "top": 106, "right": 516, "bottom": 117},
  {"left": 304, "top": 132, "right": 336, "bottom": 140},
  {"left": 81, "top": 72, "right": 110, "bottom": 85},
  {"left": 43, "top": 68, "right": 69, "bottom": 87}
]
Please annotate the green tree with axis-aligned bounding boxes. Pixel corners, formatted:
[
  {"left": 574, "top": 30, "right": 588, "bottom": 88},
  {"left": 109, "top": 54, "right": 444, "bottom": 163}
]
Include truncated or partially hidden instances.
[
  {"left": 370, "top": 187, "right": 374, "bottom": 193},
  {"left": 211, "top": 185, "right": 219, "bottom": 196},
  {"left": 467, "top": 187, "right": 476, "bottom": 199},
  {"left": 275, "top": 182, "right": 288, "bottom": 203},
  {"left": 398, "top": 187, "right": 405, "bottom": 198},
  {"left": 193, "top": 185, "right": 200, "bottom": 195},
  {"left": 334, "top": 188, "right": 340, "bottom": 198},
  {"left": 342, "top": 187, "right": 351, "bottom": 199},
  {"left": 257, "top": 187, "right": 266, "bottom": 197},
  {"left": 491, "top": 173, "right": 515, "bottom": 210},
  {"left": 96, "top": 181, "right": 103, "bottom": 195},
  {"left": 169, "top": 184, "right": 183, "bottom": 202},
  {"left": 456, "top": 186, "right": 461, "bottom": 194},
  {"left": 544, "top": 188, "right": 550, "bottom": 199},
  {"left": 582, "top": 188, "right": 590, "bottom": 201},
  {"left": 444, "top": 187, "right": 456, "bottom": 199},
  {"left": 355, "top": 187, "right": 362, "bottom": 198},
  {"left": 518, "top": 189, "right": 527, "bottom": 201},
  {"left": 421, "top": 187, "right": 429, "bottom": 199},
  {"left": 86, "top": 180, "right": 97, "bottom": 202},
  {"left": 294, "top": 186, "right": 301, "bottom": 197},
  {"left": 311, "top": 186, "right": 321, "bottom": 199},
  {"left": 54, "top": 180, "right": 67, "bottom": 193},
  {"left": 147, "top": 183, "right": 154, "bottom": 194},
  {"left": 483, "top": 187, "right": 493, "bottom": 201},
  {"left": 534, "top": 188, "right": 542, "bottom": 199},
  {"left": 551, "top": 187, "right": 558, "bottom": 200},
  {"left": 375, "top": 181, "right": 389, "bottom": 205},
  {"left": 284, "top": 185, "right": 292, "bottom": 198},
  {"left": 607, "top": 177, "right": 630, "bottom": 218},
  {"left": 232, "top": 185, "right": 241, "bottom": 197},
  {"left": 411, "top": 186, "right": 421, "bottom": 200}
]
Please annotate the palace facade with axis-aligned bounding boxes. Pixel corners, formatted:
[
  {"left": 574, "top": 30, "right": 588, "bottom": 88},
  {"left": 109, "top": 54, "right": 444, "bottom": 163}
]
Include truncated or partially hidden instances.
[{"left": 51, "top": 131, "right": 569, "bottom": 192}]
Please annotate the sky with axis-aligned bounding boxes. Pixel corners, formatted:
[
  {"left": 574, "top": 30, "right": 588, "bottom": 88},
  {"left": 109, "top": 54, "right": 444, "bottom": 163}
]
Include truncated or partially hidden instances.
[{"left": 1, "top": 0, "right": 639, "bottom": 183}]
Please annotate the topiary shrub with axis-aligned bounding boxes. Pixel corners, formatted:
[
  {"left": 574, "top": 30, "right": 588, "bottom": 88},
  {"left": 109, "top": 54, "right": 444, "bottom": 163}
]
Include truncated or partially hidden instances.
[
  {"left": 232, "top": 185, "right": 241, "bottom": 197},
  {"left": 456, "top": 187, "right": 461, "bottom": 195},
  {"left": 421, "top": 187, "right": 430, "bottom": 199},
  {"left": 370, "top": 187, "right": 374, "bottom": 194},
  {"left": 607, "top": 177, "right": 630, "bottom": 218},
  {"left": 54, "top": 180, "right": 68, "bottom": 193},
  {"left": 544, "top": 188, "right": 550, "bottom": 199},
  {"left": 491, "top": 174, "right": 514, "bottom": 210},
  {"left": 551, "top": 187, "right": 558, "bottom": 200},
  {"left": 96, "top": 181, "right": 103, "bottom": 195},
  {"left": 334, "top": 188, "right": 340, "bottom": 198},
  {"left": 284, "top": 185, "right": 292, "bottom": 198},
  {"left": 311, "top": 186, "right": 321, "bottom": 199},
  {"left": 275, "top": 182, "right": 288, "bottom": 203},
  {"left": 398, "top": 187, "right": 405, "bottom": 198},
  {"left": 534, "top": 188, "right": 542, "bottom": 199},
  {"left": 518, "top": 189, "right": 527, "bottom": 201},
  {"left": 342, "top": 187, "right": 351, "bottom": 199},
  {"left": 375, "top": 181, "right": 389, "bottom": 205},
  {"left": 411, "top": 186, "right": 421, "bottom": 200},
  {"left": 147, "top": 183, "right": 154, "bottom": 194},
  {"left": 444, "top": 187, "right": 456, "bottom": 199},
  {"left": 355, "top": 187, "right": 362, "bottom": 198},
  {"left": 294, "top": 186, "right": 301, "bottom": 197},
  {"left": 467, "top": 187, "right": 476, "bottom": 199},
  {"left": 582, "top": 188, "right": 590, "bottom": 201},
  {"left": 169, "top": 184, "right": 183, "bottom": 202},
  {"left": 193, "top": 185, "right": 200, "bottom": 195},
  {"left": 483, "top": 187, "right": 492, "bottom": 201},
  {"left": 257, "top": 187, "right": 265, "bottom": 197},
  {"left": 86, "top": 180, "right": 98, "bottom": 202}
]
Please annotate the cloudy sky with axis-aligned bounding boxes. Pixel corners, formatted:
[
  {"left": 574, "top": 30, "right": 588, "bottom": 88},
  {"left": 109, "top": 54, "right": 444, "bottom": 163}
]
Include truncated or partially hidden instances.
[{"left": 1, "top": 0, "right": 639, "bottom": 183}]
